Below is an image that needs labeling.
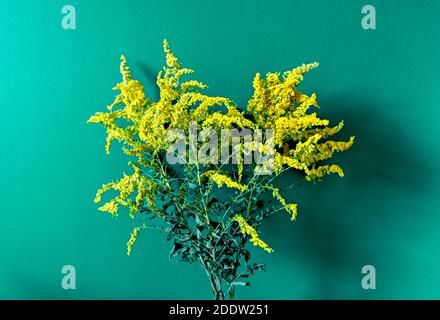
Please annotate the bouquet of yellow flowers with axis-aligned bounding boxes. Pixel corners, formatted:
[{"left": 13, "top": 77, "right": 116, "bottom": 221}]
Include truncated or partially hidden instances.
[{"left": 88, "top": 40, "right": 354, "bottom": 299}]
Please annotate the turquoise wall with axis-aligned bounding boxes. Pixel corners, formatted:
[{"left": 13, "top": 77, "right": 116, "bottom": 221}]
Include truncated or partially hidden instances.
[{"left": 1, "top": 0, "right": 439, "bottom": 299}]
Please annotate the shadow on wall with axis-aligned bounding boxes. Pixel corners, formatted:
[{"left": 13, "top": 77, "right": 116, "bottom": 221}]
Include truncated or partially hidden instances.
[
  {"left": 266, "top": 94, "right": 432, "bottom": 299},
  {"left": 136, "top": 61, "right": 160, "bottom": 101}
]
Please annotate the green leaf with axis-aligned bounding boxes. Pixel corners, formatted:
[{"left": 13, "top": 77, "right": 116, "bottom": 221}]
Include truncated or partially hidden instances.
[
  {"left": 169, "top": 241, "right": 183, "bottom": 260},
  {"left": 243, "top": 249, "right": 251, "bottom": 263},
  {"left": 165, "top": 205, "right": 176, "bottom": 215}
]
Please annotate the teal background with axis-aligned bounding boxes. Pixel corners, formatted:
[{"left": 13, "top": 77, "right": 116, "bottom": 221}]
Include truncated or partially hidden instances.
[{"left": 1, "top": 0, "right": 439, "bottom": 299}]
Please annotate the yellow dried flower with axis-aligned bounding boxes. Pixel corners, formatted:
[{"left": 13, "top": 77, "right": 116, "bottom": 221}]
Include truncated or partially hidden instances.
[
  {"left": 272, "top": 188, "right": 298, "bottom": 221},
  {"left": 93, "top": 163, "right": 157, "bottom": 218},
  {"left": 127, "top": 226, "right": 141, "bottom": 256},
  {"left": 232, "top": 215, "right": 273, "bottom": 253},
  {"left": 305, "top": 164, "right": 345, "bottom": 181},
  {"left": 98, "top": 200, "right": 119, "bottom": 215},
  {"left": 120, "top": 55, "right": 132, "bottom": 83},
  {"left": 205, "top": 171, "right": 247, "bottom": 192}
]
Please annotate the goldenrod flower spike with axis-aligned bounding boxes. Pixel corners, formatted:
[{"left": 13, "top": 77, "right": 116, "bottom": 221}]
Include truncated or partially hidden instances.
[
  {"left": 205, "top": 171, "right": 248, "bottom": 192},
  {"left": 93, "top": 163, "right": 157, "bottom": 218},
  {"left": 272, "top": 188, "right": 298, "bottom": 221},
  {"left": 127, "top": 226, "right": 141, "bottom": 256},
  {"left": 120, "top": 55, "right": 132, "bottom": 83},
  {"left": 232, "top": 215, "right": 273, "bottom": 253}
]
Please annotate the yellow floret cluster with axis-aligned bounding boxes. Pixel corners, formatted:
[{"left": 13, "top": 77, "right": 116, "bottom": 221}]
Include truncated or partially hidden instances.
[
  {"left": 232, "top": 215, "right": 273, "bottom": 253},
  {"left": 93, "top": 162, "right": 157, "bottom": 218},
  {"left": 272, "top": 188, "right": 298, "bottom": 221},
  {"left": 205, "top": 171, "right": 248, "bottom": 192},
  {"left": 127, "top": 226, "right": 141, "bottom": 256}
]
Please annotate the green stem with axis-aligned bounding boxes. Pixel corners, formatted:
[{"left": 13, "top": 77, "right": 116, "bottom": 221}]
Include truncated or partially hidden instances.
[
  {"left": 229, "top": 286, "right": 235, "bottom": 300},
  {"left": 199, "top": 257, "right": 224, "bottom": 300}
]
